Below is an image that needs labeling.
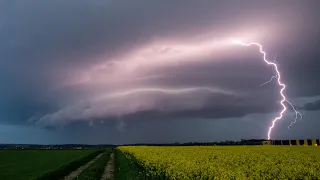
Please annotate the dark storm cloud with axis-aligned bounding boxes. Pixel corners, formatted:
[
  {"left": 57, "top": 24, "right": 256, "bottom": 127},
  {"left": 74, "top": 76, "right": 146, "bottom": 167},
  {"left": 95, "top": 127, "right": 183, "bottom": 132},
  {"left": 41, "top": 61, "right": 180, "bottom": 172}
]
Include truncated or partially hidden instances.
[
  {"left": 1, "top": 0, "right": 320, "bottom": 143},
  {"left": 303, "top": 100, "right": 320, "bottom": 111},
  {"left": 121, "top": 92, "right": 279, "bottom": 122}
]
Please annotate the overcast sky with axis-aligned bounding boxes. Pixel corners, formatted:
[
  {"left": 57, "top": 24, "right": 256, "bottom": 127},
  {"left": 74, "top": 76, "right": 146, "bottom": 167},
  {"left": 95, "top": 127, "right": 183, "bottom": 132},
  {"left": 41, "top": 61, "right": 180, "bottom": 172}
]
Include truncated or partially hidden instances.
[{"left": 1, "top": 0, "right": 320, "bottom": 144}]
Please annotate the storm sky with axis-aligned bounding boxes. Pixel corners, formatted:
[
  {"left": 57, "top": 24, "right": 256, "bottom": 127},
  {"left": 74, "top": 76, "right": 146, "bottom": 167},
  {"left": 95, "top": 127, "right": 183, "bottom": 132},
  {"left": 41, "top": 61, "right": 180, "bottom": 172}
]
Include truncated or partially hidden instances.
[{"left": 1, "top": 0, "right": 320, "bottom": 144}]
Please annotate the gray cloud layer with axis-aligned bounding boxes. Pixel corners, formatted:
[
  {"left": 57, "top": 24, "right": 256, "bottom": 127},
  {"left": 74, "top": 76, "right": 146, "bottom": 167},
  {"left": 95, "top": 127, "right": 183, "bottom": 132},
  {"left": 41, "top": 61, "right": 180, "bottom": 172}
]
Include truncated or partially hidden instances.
[
  {"left": 1, "top": 0, "right": 320, "bottom": 143},
  {"left": 303, "top": 100, "right": 320, "bottom": 111}
]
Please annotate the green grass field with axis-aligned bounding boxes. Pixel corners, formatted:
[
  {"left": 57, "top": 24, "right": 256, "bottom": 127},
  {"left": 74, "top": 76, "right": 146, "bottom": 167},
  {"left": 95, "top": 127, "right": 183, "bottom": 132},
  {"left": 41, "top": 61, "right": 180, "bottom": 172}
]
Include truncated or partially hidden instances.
[
  {"left": 0, "top": 149, "right": 98, "bottom": 180},
  {"left": 116, "top": 146, "right": 320, "bottom": 180},
  {"left": 115, "top": 148, "right": 146, "bottom": 180}
]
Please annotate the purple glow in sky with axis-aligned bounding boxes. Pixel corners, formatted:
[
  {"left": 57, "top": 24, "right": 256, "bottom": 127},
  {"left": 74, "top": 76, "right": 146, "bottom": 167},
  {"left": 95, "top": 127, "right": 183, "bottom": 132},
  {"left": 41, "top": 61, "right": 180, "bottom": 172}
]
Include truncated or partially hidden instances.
[{"left": 0, "top": 0, "right": 320, "bottom": 144}]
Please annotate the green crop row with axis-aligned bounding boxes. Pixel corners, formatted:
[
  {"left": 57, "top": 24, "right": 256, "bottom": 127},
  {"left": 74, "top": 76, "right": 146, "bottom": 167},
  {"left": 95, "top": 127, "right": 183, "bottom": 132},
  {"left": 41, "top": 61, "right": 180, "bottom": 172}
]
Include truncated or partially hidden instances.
[
  {"left": 76, "top": 149, "right": 112, "bottom": 180},
  {"left": 117, "top": 146, "right": 320, "bottom": 180},
  {"left": 115, "top": 148, "right": 149, "bottom": 180},
  {"left": 34, "top": 150, "right": 103, "bottom": 180}
]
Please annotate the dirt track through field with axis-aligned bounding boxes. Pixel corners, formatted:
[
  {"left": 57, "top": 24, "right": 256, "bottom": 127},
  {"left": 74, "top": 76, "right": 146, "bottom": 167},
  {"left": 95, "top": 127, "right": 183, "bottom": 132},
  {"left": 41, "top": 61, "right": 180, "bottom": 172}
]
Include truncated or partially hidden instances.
[
  {"left": 63, "top": 153, "right": 103, "bottom": 180},
  {"left": 101, "top": 152, "right": 115, "bottom": 180}
]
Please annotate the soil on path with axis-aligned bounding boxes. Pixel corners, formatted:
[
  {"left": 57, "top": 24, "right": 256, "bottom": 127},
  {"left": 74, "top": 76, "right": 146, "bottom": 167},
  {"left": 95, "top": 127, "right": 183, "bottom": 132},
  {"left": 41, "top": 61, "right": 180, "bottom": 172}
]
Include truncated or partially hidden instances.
[
  {"left": 101, "top": 152, "right": 115, "bottom": 180},
  {"left": 62, "top": 153, "right": 103, "bottom": 180}
]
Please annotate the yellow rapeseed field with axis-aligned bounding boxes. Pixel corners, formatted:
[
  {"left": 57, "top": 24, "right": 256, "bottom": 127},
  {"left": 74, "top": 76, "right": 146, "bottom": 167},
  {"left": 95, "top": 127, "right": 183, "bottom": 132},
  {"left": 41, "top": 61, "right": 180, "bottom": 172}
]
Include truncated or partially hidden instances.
[{"left": 117, "top": 146, "right": 320, "bottom": 179}]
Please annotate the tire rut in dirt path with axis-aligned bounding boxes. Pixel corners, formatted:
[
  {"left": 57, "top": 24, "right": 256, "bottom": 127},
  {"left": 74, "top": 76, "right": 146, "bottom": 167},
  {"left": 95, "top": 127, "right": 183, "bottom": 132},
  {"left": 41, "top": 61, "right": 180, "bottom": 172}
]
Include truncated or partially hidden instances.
[
  {"left": 62, "top": 153, "right": 103, "bottom": 180},
  {"left": 101, "top": 152, "right": 115, "bottom": 180}
]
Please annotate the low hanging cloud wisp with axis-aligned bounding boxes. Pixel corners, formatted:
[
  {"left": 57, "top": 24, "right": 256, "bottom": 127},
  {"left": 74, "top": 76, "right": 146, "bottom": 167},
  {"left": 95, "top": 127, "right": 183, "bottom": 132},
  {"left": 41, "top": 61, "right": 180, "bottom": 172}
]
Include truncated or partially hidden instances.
[{"left": 32, "top": 86, "right": 237, "bottom": 127}]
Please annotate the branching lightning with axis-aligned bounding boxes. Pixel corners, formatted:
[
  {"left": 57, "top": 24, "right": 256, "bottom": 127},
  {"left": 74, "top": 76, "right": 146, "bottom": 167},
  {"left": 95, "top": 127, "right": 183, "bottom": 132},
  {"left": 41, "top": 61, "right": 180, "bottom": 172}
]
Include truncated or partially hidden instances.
[
  {"left": 285, "top": 100, "right": 302, "bottom": 131},
  {"left": 233, "top": 40, "right": 302, "bottom": 140},
  {"left": 260, "top": 75, "right": 277, "bottom": 87}
]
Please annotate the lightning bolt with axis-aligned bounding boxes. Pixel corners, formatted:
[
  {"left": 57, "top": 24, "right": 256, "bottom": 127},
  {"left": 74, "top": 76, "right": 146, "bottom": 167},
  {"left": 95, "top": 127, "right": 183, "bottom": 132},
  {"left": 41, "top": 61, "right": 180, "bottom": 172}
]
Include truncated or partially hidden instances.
[
  {"left": 233, "top": 40, "right": 302, "bottom": 140},
  {"left": 260, "top": 53, "right": 277, "bottom": 87},
  {"left": 285, "top": 100, "right": 303, "bottom": 131},
  {"left": 260, "top": 75, "right": 277, "bottom": 87}
]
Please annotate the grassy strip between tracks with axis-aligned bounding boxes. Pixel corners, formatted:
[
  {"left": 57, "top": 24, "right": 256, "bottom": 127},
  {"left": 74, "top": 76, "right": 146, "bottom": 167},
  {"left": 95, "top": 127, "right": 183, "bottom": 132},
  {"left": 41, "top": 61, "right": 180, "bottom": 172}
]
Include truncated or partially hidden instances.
[
  {"left": 76, "top": 149, "right": 112, "bottom": 180},
  {"left": 34, "top": 150, "right": 103, "bottom": 180}
]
